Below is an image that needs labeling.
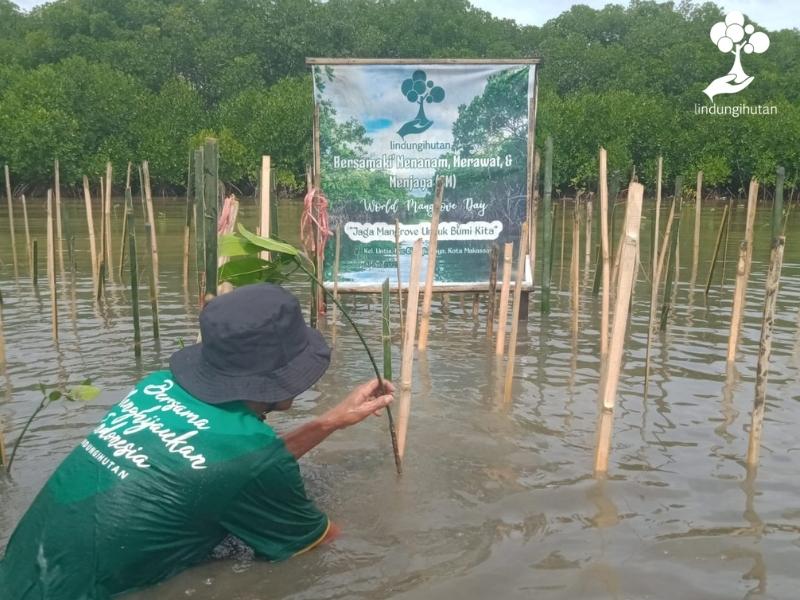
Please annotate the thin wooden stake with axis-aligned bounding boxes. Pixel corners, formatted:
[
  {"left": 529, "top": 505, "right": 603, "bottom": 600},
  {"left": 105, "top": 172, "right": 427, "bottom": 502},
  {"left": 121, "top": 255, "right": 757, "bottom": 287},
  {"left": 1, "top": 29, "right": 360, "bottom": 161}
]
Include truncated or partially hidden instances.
[
  {"left": 417, "top": 177, "right": 444, "bottom": 351},
  {"left": 503, "top": 222, "right": 529, "bottom": 402},
  {"left": 21, "top": 194, "right": 32, "bottom": 277},
  {"left": 726, "top": 241, "right": 748, "bottom": 363},
  {"left": 585, "top": 195, "right": 593, "bottom": 275},
  {"left": 599, "top": 148, "right": 610, "bottom": 357},
  {"left": 203, "top": 139, "right": 219, "bottom": 302},
  {"left": 397, "top": 239, "right": 423, "bottom": 460},
  {"left": 32, "top": 240, "right": 38, "bottom": 286},
  {"left": 720, "top": 197, "right": 733, "bottom": 289},
  {"left": 183, "top": 153, "right": 193, "bottom": 288},
  {"left": 495, "top": 242, "right": 513, "bottom": 355},
  {"left": 104, "top": 162, "right": 114, "bottom": 274},
  {"left": 142, "top": 161, "right": 160, "bottom": 296},
  {"left": 772, "top": 166, "right": 784, "bottom": 241},
  {"left": 193, "top": 149, "right": 205, "bottom": 295},
  {"left": 46, "top": 190, "right": 58, "bottom": 343},
  {"left": 541, "top": 136, "right": 554, "bottom": 314},
  {"left": 144, "top": 222, "right": 160, "bottom": 340},
  {"left": 331, "top": 225, "right": 341, "bottom": 324},
  {"left": 570, "top": 197, "right": 581, "bottom": 316},
  {"left": 54, "top": 159, "right": 65, "bottom": 278},
  {"left": 746, "top": 237, "right": 785, "bottom": 469},
  {"left": 486, "top": 244, "right": 499, "bottom": 338},
  {"left": 558, "top": 196, "right": 566, "bottom": 289},
  {"left": 691, "top": 170, "right": 703, "bottom": 286},
  {"left": 82, "top": 176, "right": 99, "bottom": 284},
  {"left": 4, "top": 165, "right": 18, "bottom": 278},
  {"left": 704, "top": 204, "right": 729, "bottom": 297},
  {"left": 382, "top": 278, "right": 402, "bottom": 474},
  {"left": 126, "top": 190, "right": 142, "bottom": 358},
  {"left": 260, "top": 156, "right": 272, "bottom": 260}
]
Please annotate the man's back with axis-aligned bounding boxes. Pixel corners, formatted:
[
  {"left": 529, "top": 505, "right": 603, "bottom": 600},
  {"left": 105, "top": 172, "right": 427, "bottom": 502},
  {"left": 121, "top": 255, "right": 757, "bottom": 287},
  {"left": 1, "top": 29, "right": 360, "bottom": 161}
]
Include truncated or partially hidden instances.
[{"left": 0, "top": 371, "right": 328, "bottom": 599}]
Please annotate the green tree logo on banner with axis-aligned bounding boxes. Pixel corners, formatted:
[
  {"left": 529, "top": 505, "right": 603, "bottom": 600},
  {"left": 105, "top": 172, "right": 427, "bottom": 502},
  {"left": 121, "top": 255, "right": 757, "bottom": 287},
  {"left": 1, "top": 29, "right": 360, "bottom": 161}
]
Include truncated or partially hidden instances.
[{"left": 397, "top": 70, "right": 445, "bottom": 138}]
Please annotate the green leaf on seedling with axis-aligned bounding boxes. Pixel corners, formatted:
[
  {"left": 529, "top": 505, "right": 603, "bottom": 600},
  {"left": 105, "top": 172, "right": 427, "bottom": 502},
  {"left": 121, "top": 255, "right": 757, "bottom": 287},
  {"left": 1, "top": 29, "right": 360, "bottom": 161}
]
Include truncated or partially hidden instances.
[
  {"left": 177, "top": 337, "right": 185, "bottom": 349},
  {"left": 218, "top": 234, "right": 262, "bottom": 258},
  {"left": 237, "top": 224, "right": 299, "bottom": 256},
  {"left": 68, "top": 385, "right": 101, "bottom": 402},
  {"left": 48, "top": 390, "right": 62, "bottom": 402}
]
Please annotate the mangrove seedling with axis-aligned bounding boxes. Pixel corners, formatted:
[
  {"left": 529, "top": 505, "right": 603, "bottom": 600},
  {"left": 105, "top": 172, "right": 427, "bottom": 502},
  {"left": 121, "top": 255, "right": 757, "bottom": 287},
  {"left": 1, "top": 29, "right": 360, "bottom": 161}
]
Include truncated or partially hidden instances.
[
  {"left": 218, "top": 225, "right": 403, "bottom": 473},
  {"left": 5, "top": 380, "right": 100, "bottom": 473}
]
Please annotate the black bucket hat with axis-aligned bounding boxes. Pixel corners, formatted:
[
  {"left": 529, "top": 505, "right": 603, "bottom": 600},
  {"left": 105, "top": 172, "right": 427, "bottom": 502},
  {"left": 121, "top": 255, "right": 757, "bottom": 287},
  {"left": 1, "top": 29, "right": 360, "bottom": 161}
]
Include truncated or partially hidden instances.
[{"left": 170, "top": 284, "right": 331, "bottom": 404}]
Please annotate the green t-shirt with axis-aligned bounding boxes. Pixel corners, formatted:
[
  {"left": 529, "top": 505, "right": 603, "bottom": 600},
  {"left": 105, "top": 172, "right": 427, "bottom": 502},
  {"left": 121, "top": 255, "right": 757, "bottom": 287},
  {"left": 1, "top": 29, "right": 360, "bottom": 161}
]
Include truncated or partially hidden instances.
[{"left": 0, "top": 370, "right": 328, "bottom": 600}]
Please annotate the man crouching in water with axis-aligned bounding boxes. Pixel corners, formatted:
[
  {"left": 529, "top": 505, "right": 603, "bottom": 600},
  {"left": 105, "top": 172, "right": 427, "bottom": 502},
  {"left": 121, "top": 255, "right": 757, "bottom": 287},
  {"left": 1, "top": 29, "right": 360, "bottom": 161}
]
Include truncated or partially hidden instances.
[{"left": 0, "top": 284, "right": 393, "bottom": 599}]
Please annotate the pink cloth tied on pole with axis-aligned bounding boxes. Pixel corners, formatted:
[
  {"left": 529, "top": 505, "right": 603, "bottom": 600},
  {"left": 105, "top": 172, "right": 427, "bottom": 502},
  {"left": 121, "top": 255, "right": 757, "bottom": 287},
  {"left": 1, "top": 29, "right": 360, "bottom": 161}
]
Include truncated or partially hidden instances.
[{"left": 300, "top": 187, "right": 331, "bottom": 259}]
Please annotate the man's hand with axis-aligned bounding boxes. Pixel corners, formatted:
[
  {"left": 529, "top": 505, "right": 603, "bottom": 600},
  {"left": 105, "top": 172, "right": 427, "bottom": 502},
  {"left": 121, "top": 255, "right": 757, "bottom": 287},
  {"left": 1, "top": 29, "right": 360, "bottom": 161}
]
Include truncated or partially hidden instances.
[{"left": 322, "top": 378, "right": 395, "bottom": 431}]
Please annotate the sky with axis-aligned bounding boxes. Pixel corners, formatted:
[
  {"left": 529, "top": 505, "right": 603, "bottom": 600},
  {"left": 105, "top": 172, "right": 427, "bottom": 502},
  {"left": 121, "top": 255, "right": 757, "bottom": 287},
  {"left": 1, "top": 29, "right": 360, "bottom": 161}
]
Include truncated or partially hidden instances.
[{"left": 12, "top": 0, "right": 800, "bottom": 30}]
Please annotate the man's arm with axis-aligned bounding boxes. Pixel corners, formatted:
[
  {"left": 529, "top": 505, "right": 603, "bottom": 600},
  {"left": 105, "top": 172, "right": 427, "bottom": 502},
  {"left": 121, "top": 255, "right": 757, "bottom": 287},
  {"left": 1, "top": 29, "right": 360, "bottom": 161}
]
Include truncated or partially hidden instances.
[{"left": 281, "top": 378, "right": 394, "bottom": 460}]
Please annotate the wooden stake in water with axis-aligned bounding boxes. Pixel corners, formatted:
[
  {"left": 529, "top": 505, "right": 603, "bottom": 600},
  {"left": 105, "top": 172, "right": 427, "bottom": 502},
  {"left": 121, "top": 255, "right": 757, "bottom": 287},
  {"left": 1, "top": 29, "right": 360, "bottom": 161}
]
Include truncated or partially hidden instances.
[
  {"left": 395, "top": 219, "right": 405, "bottom": 334},
  {"left": 541, "top": 136, "right": 554, "bottom": 314},
  {"left": 32, "top": 240, "right": 38, "bottom": 286},
  {"left": 486, "top": 243, "right": 499, "bottom": 338},
  {"left": 4, "top": 165, "right": 18, "bottom": 279},
  {"left": 503, "top": 222, "right": 529, "bottom": 403},
  {"left": 772, "top": 166, "right": 785, "bottom": 241},
  {"left": 260, "top": 156, "right": 272, "bottom": 260},
  {"left": 659, "top": 184, "right": 682, "bottom": 332},
  {"left": 746, "top": 236, "right": 785, "bottom": 470},
  {"left": 585, "top": 195, "right": 593, "bottom": 276},
  {"left": 183, "top": 154, "right": 193, "bottom": 289},
  {"left": 82, "top": 176, "right": 99, "bottom": 284},
  {"left": 397, "top": 239, "right": 423, "bottom": 460},
  {"left": 193, "top": 148, "right": 205, "bottom": 294},
  {"left": 54, "top": 159, "right": 65, "bottom": 278},
  {"left": 652, "top": 156, "right": 663, "bottom": 286},
  {"left": 691, "top": 170, "right": 703, "bottom": 286},
  {"left": 203, "top": 139, "right": 219, "bottom": 301},
  {"left": 104, "top": 162, "right": 114, "bottom": 273},
  {"left": 144, "top": 222, "right": 160, "bottom": 340},
  {"left": 704, "top": 203, "right": 730, "bottom": 297},
  {"left": 495, "top": 242, "right": 513, "bottom": 356},
  {"left": 595, "top": 182, "right": 644, "bottom": 474},
  {"left": 142, "top": 161, "right": 160, "bottom": 297},
  {"left": 46, "top": 190, "right": 58, "bottom": 343},
  {"left": 382, "top": 278, "right": 402, "bottom": 474},
  {"left": 21, "top": 194, "right": 32, "bottom": 277},
  {"left": 726, "top": 241, "right": 748, "bottom": 363},
  {"left": 418, "top": 177, "right": 444, "bottom": 351},
  {"left": 530, "top": 148, "right": 541, "bottom": 285},
  {"left": 720, "top": 197, "right": 733, "bottom": 289},
  {"left": 126, "top": 190, "right": 142, "bottom": 358},
  {"left": 570, "top": 198, "right": 581, "bottom": 316},
  {"left": 599, "top": 148, "right": 610, "bottom": 357},
  {"left": 558, "top": 195, "right": 567, "bottom": 290}
]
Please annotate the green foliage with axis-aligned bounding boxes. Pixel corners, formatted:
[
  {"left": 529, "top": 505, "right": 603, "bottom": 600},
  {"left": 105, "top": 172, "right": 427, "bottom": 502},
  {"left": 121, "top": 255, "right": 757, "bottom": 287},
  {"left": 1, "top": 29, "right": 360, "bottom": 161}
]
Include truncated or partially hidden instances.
[{"left": 0, "top": 0, "right": 798, "bottom": 192}]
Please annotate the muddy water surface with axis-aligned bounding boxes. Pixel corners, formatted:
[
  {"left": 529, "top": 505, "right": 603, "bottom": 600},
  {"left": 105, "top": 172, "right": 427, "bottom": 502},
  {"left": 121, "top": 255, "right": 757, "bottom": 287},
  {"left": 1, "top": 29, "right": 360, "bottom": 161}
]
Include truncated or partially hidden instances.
[{"left": 1, "top": 197, "right": 799, "bottom": 599}]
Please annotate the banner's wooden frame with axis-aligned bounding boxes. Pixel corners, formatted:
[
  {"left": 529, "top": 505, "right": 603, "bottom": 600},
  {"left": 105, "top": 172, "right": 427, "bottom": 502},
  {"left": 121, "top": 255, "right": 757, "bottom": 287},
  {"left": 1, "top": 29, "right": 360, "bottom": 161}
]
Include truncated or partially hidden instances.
[{"left": 307, "top": 57, "right": 540, "bottom": 294}]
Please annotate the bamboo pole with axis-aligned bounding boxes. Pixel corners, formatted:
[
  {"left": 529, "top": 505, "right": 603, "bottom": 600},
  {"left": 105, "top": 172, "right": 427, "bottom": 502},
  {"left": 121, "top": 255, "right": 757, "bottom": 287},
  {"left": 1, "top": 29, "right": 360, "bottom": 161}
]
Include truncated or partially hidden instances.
[
  {"left": 104, "top": 162, "right": 114, "bottom": 273},
  {"left": 397, "top": 239, "right": 423, "bottom": 460},
  {"left": 599, "top": 148, "right": 610, "bottom": 357},
  {"left": 417, "top": 177, "right": 444, "bottom": 351},
  {"left": 541, "top": 136, "right": 553, "bottom": 314},
  {"left": 746, "top": 237, "right": 785, "bottom": 469},
  {"left": 644, "top": 197, "right": 676, "bottom": 392},
  {"left": 203, "top": 139, "right": 219, "bottom": 302},
  {"left": 502, "top": 222, "right": 529, "bottom": 402},
  {"left": 558, "top": 195, "right": 567, "bottom": 289},
  {"left": 395, "top": 219, "right": 404, "bottom": 334},
  {"left": 600, "top": 183, "right": 643, "bottom": 410},
  {"left": 585, "top": 195, "right": 593, "bottom": 274},
  {"left": 4, "top": 165, "right": 18, "bottom": 279},
  {"left": 691, "top": 170, "right": 703, "bottom": 285},
  {"left": 193, "top": 148, "right": 205, "bottom": 295},
  {"left": 486, "top": 243, "right": 499, "bottom": 338},
  {"left": 772, "top": 166, "right": 784, "bottom": 241},
  {"left": 21, "top": 194, "right": 32, "bottom": 277},
  {"left": 54, "top": 159, "right": 65, "bottom": 278},
  {"left": 32, "top": 240, "right": 38, "bottom": 286},
  {"left": 142, "top": 161, "right": 160, "bottom": 296},
  {"left": 495, "top": 242, "right": 513, "bottom": 355},
  {"left": 720, "top": 197, "right": 733, "bottom": 288},
  {"left": 570, "top": 197, "right": 581, "bottom": 316},
  {"left": 46, "top": 190, "right": 58, "bottom": 343},
  {"left": 653, "top": 156, "right": 663, "bottom": 286},
  {"left": 126, "top": 189, "right": 142, "bottom": 358},
  {"left": 704, "top": 204, "right": 729, "bottom": 297},
  {"left": 144, "top": 222, "right": 160, "bottom": 340},
  {"left": 659, "top": 182, "right": 682, "bottom": 332},
  {"left": 82, "top": 176, "right": 99, "bottom": 284},
  {"left": 331, "top": 224, "right": 341, "bottom": 324},
  {"left": 260, "top": 156, "right": 272, "bottom": 260},
  {"left": 382, "top": 278, "right": 402, "bottom": 474},
  {"left": 744, "top": 179, "right": 758, "bottom": 276},
  {"left": 726, "top": 241, "right": 748, "bottom": 363},
  {"left": 183, "top": 154, "right": 193, "bottom": 289},
  {"left": 96, "top": 177, "right": 106, "bottom": 301},
  {"left": 118, "top": 191, "right": 129, "bottom": 280}
]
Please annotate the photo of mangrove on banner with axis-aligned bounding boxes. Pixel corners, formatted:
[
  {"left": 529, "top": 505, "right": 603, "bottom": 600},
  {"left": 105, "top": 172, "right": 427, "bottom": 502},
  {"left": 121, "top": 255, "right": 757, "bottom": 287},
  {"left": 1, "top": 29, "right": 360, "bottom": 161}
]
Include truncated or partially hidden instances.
[{"left": 312, "top": 62, "right": 536, "bottom": 287}]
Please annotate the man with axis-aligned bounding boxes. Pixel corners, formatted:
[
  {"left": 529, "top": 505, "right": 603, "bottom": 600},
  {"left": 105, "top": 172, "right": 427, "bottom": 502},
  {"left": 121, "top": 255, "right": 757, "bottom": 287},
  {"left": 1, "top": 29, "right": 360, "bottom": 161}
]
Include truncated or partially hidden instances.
[{"left": 0, "top": 284, "right": 394, "bottom": 599}]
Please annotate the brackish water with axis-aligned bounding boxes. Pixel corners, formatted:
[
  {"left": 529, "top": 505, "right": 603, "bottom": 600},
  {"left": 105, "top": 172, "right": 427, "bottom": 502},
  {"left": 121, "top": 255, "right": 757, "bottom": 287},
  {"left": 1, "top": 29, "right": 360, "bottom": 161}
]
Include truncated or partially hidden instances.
[{"left": 1, "top": 196, "right": 799, "bottom": 600}]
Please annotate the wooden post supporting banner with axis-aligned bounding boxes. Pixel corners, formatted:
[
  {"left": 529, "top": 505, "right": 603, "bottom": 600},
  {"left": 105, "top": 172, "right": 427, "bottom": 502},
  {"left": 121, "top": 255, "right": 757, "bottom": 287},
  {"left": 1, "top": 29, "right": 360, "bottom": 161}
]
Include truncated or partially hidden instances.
[
  {"left": 382, "top": 278, "right": 403, "bottom": 474},
  {"left": 503, "top": 222, "right": 529, "bottom": 403},
  {"left": 397, "top": 239, "right": 423, "bottom": 460},
  {"left": 745, "top": 237, "right": 785, "bottom": 469},
  {"left": 486, "top": 244, "right": 499, "bottom": 338},
  {"left": 495, "top": 243, "right": 513, "bottom": 356},
  {"left": 417, "top": 177, "right": 444, "bottom": 351},
  {"left": 395, "top": 219, "right": 405, "bottom": 334},
  {"left": 4, "top": 165, "right": 18, "bottom": 279}
]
